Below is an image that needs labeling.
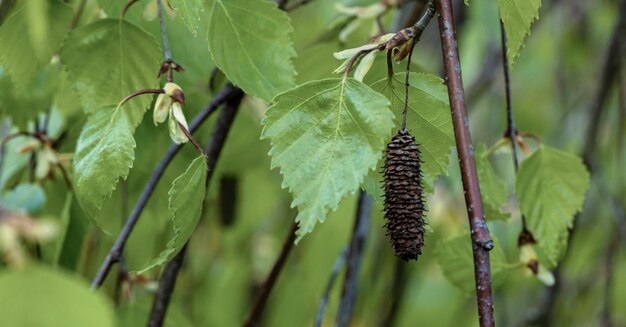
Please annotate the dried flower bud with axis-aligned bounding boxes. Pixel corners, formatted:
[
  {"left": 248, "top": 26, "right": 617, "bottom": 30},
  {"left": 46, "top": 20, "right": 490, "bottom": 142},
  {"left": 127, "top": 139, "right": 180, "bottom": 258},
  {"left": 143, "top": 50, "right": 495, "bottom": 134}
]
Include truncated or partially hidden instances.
[{"left": 383, "top": 129, "right": 426, "bottom": 261}]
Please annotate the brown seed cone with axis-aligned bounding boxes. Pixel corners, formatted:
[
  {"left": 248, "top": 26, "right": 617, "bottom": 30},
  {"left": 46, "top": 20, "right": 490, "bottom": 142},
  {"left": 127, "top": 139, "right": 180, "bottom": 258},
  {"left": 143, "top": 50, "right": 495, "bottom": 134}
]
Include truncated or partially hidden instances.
[{"left": 383, "top": 129, "right": 425, "bottom": 261}]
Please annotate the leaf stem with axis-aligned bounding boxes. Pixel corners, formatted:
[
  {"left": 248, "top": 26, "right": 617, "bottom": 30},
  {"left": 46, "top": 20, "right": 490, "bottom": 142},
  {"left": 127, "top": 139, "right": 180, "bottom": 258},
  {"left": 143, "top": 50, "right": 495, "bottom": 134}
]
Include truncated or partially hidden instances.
[
  {"left": 243, "top": 222, "right": 298, "bottom": 327},
  {"left": 121, "top": 0, "right": 140, "bottom": 17},
  {"left": 177, "top": 122, "right": 205, "bottom": 157},
  {"left": 90, "top": 85, "right": 243, "bottom": 289},
  {"left": 435, "top": 1, "right": 495, "bottom": 326}
]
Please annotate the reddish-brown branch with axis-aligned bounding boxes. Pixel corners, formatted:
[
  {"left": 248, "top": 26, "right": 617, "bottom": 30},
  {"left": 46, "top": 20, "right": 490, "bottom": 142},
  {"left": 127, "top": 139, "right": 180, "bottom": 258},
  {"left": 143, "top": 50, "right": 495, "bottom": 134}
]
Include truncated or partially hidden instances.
[{"left": 435, "top": 1, "right": 495, "bottom": 326}]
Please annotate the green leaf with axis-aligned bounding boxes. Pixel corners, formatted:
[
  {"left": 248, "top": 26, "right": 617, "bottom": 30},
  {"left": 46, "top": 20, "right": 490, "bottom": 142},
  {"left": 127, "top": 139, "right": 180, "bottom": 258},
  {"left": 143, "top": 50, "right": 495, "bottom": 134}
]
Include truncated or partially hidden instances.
[
  {"left": 0, "top": 265, "right": 115, "bottom": 327},
  {"left": 1, "top": 183, "right": 46, "bottom": 213},
  {"left": 436, "top": 233, "right": 512, "bottom": 293},
  {"left": 73, "top": 105, "right": 136, "bottom": 220},
  {"left": 170, "top": 0, "right": 205, "bottom": 36},
  {"left": 207, "top": 0, "right": 296, "bottom": 101},
  {"left": 476, "top": 144, "right": 510, "bottom": 221},
  {"left": 371, "top": 73, "right": 453, "bottom": 179},
  {"left": 497, "top": 0, "right": 541, "bottom": 67},
  {"left": 262, "top": 78, "right": 393, "bottom": 240},
  {"left": 60, "top": 19, "right": 161, "bottom": 113},
  {"left": 135, "top": 156, "right": 208, "bottom": 274},
  {"left": 363, "top": 73, "right": 454, "bottom": 200},
  {"left": 0, "top": 0, "right": 72, "bottom": 93},
  {"left": 516, "top": 146, "right": 590, "bottom": 267}
]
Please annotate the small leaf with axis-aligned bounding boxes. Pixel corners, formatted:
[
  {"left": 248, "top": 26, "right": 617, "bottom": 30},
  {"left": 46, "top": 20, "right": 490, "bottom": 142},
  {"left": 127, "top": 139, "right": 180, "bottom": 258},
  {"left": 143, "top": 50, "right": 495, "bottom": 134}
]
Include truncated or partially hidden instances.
[
  {"left": 60, "top": 19, "right": 161, "bottom": 113},
  {"left": 497, "top": 0, "right": 541, "bottom": 67},
  {"left": 0, "top": 265, "right": 115, "bottom": 327},
  {"left": 0, "top": 0, "right": 72, "bottom": 93},
  {"left": 437, "top": 233, "right": 511, "bottom": 293},
  {"left": 262, "top": 78, "right": 393, "bottom": 240},
  {"left": 207, "top": 0, "right": 296, "bottom": 101},
  {"left": 135, "top": 156, "right": 208, "bottom": 274},
  {"left": 1, "top": 184, "right": 46, "bottom": 213},
  {"left": 476, "top": 144, "right": 510, "bottom": 221},
  {"left": 169, "top": 0, "right": 205, "bottom": 36},
  {"left": 516, "top": 146, "right": 590, "bottom": 267},
  {"left": 73, "top": 105, "right": 136, "bottom": 219}
]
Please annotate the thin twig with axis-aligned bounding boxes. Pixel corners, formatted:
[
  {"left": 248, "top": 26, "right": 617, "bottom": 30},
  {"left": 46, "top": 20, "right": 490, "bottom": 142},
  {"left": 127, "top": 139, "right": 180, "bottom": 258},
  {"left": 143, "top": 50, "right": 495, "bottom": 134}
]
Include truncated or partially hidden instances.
[
  {"left": 69, "top": 0, "right": 87, "bottom": 30},
  {"left": 157, "top": 0, "right": 173, "bottom": 66},
  {"left": 90, "top": 85, "right": 242, "bottom": 289},
  {"left": 243, "top": 222, "right": 298, "bottom": 327},
  {"left": 498, "top": 17, "right": 528, "bottom": 232},
  {"left": 379, "top": 259, "right": 409, "bottom": 327},
  {"left": 315, "top": 245, "right": 349, "bottom": 327},
  {"left": 435, "top": 1, "right": 495, "bottom": 326},
  {"left": 335, "top": 191, "right": 373, "bottom": 327},
  {"left": 147, "top": 92, "right": 244, "bottom": 327},
  {"left": 600, "top": 233, "right": 618, "bottom": 327}
]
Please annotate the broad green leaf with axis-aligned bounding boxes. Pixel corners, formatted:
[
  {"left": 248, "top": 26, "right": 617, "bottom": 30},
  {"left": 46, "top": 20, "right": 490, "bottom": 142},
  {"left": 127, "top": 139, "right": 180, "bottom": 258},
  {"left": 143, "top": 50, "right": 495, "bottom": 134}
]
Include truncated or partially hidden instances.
[
  {"left": 0, "top": 0, "right": 72, "bottom": 93},
  {"left": 73, "top": 105, "right": 136, "bottom": 219},
  {"left": 363, "top": 73, "right": 454, "bottom": 200},
  {"left": 436, "top": 233, "right": 512, "bottom": 293},
  {"left": 516, "top": 146, "right": 589, "bottom": 266},
  {"left": 135, "top": 156, "right": 208, "bottom": 274},
  {"left": 262, "top": 78, "right": 393, "bottom": 240},
  {"left": 1, "top": 183, "right": 46, "bottom": 213},
  {"left": 497, "top": 0, "right": 541, "bottom": 67},
  {"left": 0, "top": 265, "right": 115, "bottom": 327},
  {"left": 207, "top": 0, "right": 296, "bottom": 101},
  {"left": 170, "top": 0, "right": 205, "bottom": 36},
  {"left": 60, "top": 19, "right": 161, "bottom": 113},
  {"left": 371, "top": 73, "right": 453, "bottom": 179},
  {"left": 476, "top": 144, "right": 510, "bottom": 221}
]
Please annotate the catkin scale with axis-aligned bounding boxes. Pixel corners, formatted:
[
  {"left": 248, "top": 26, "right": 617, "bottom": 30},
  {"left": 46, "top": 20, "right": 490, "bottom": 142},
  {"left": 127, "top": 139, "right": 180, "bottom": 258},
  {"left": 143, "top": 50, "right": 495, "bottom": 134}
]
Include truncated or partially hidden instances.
[{"left": 383, "top": 129, "right": 425, "bottom": 261}]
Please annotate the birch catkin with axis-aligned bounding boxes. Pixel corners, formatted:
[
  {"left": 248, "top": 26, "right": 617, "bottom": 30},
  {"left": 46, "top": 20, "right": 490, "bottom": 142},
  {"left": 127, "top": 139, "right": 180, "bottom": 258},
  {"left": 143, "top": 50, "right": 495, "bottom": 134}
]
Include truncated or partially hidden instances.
[{"left": 383, "top": 129, "right": 426, "bottom": 261}]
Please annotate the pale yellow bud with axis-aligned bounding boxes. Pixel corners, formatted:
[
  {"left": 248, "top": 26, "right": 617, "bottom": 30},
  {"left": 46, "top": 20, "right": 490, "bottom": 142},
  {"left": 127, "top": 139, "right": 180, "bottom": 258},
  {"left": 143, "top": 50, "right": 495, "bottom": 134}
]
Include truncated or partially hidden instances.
[{"left": 168, "top": 102, "right": 189, "bottom": 144}]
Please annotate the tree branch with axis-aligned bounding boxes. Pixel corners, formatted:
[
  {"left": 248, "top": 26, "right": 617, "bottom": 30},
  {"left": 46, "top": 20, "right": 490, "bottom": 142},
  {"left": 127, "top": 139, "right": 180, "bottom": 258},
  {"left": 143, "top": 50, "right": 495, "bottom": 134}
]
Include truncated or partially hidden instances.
[
  {"left": 90, "top": 85, "right": 242, "bottom": 289},
  {"left": 243, "top": 222, "right": 298, "bottom": 327},
  {"left": 147, "top": 91, "right": 244, "bottom": 327},
  {"left": 435, "top": 1, "right": 495, "bottom": 326},
  {"left": 335, "top": 191, "right": 372, "bottom": 327},
  {"left": 315, "top": 245, "right": 349, "bottom": 327}
]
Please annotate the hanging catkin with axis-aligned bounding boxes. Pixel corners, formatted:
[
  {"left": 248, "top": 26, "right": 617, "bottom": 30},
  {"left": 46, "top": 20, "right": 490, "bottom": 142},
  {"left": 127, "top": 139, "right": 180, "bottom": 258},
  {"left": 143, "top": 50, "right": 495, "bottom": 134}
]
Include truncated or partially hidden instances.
[{"left": 383, "top": 128, "right": 425, "bottom": 261}]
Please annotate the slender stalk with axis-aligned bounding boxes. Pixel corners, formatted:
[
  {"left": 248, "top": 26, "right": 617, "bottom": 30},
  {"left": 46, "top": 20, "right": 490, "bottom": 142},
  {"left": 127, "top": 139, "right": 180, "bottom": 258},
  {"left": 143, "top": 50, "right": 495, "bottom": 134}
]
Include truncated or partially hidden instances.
[
  {"left": 401, "top": 42, "right": 416, "bottom": 130},
  {"left": 315, "top": 246, "right": 349, "bottom": 327},
  {"left": 69, "top": 0, "right": 87, "bottom": 30},
  {"left": 336, "top": 191, "right": 372, "bottom": 327},
  {"left": 157, "top": 0, "right": 172, "bottom": 62},
  {"left": 498, "top": 18, "right": 529, "bottom": 233},
  {"left": 121, "top": 0, "right": 140, "bottom": 17},
  {"left": 243, "top": 222, "right": 298, "bottom": 327},
  {"left": 90, "top": 85, "right": 242, "bottom": 289},
  {"left": 177, "top": 122, "right": 205, "bottom": 157},
  {"left": 147, "top": 92, "right": 244, "bottom": 327},
  {"left": 435, "top": 1, "right": 495, "bottom": 326}
]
